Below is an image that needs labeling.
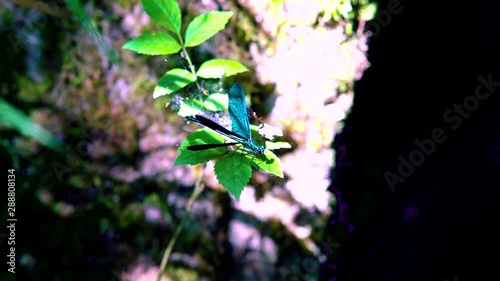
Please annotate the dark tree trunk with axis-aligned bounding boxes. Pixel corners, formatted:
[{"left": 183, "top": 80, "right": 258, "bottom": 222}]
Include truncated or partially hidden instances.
[{"left": 320, "top": 1, "right": 500, "bottom": 280}]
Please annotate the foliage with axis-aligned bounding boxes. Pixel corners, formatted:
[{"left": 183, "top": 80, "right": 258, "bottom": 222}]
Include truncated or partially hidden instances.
[{"left": 123, "top": 0, "right": 290, "bottom": 199}]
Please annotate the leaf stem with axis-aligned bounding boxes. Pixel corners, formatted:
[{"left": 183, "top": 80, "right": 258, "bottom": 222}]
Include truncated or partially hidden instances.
[
  {"left": 181, "top": 45, "right": 196, "bottom": 76},
  {"left": 181, "top": 46, "right": 209, "bottom": 97}
]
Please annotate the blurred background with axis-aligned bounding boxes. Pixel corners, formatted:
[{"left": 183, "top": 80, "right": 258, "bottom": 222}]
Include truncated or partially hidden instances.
[
  {"left": 1, "top": 0, "right": 499, "bottom": 281},
  {"left": 1, "top": 0, "right": 371, "bottom": 279}
]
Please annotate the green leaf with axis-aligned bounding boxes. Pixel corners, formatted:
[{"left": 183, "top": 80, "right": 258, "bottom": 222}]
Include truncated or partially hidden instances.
[
  {"left": 142, "top": 0, "right": 182, "bottom": 36},
  {"left": 214, "top": 153, "right": 252, "bottom": 200},
  {"left": 359, "top": 3, "right": 378, "bottom": 21},
  {"left": 197, "top": 59, "right": 248, "bottom": 78},
  {"left": 265, "top": 141, "right": 292, "bottom": 150},
  {"left": 153, "top": 68, "right": 196, "bottom": 98},
  {"left": 178, "top": 99, "right": 205, "bottom": 117},
  {"left": 174, "top": 128, "right": 227, "bottom": 166},
  {"left": 203, "top": 93, "right": 228, "bottom": 111},
  {"left": 249, "top": 149, "right": 283, "bottom": 178},
  {"left": 0, "top": 98, "right": 63, "bottom": 152},
  {"left": 184, "top": 11, "right": 233, "bottom": 47},
  {"left": 122, "top": 32, "right": 181, "bottom": 55}
]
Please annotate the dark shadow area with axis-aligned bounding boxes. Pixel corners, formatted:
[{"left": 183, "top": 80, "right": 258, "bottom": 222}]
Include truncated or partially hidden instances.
[{"left": 321, "top": 1, "right": 499, "bottom": 280}]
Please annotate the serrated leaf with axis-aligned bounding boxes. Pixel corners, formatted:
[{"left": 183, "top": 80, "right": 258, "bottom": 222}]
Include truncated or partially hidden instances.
[
  {"left": 153, "top": 68, "right": 196, "bottom": 98},
  {"left": 203, "top": 93, "right": 228, "bottom": 111},
  {"left": 184, "top": 11, "right": 233, "bottom": 47},
  {"left": 197, "top": 59, "right": 248, "bottom": 78},
  {"left": 178, "top": 99, "right": 205, "bottom": 117},
  {"left": 122, "top": 32, "right": 181, "bottom": 55},
  {"left": 142, "top": 0, "right": 182, "bottom": 36},
  {"left": 214, "top": 153, "right": 252, "bottom": 200},
  {"left": 265, "top": 141, "right": 291, "bottom": 150},
  {"left": 174, "top": 128, "right": 227, "bottom": 166},
  {"left": 249, "top": 149, "right": 283, "bottom": 178}
]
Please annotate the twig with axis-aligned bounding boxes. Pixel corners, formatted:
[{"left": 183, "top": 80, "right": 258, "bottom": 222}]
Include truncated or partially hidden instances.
[{"left": 157, "top": 171, "right": 205, "bottom": 281}]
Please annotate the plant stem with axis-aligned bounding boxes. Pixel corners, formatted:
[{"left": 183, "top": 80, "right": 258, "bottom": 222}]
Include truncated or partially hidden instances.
[
  {"left": 181, "top": 45, "right": 196, "bottom": 77},
  {"left": 157, "top": 173, "right": 205, "bottom": 281},
  {"left": 181, "top": 46, "right": 209, "bottom": 96}
]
